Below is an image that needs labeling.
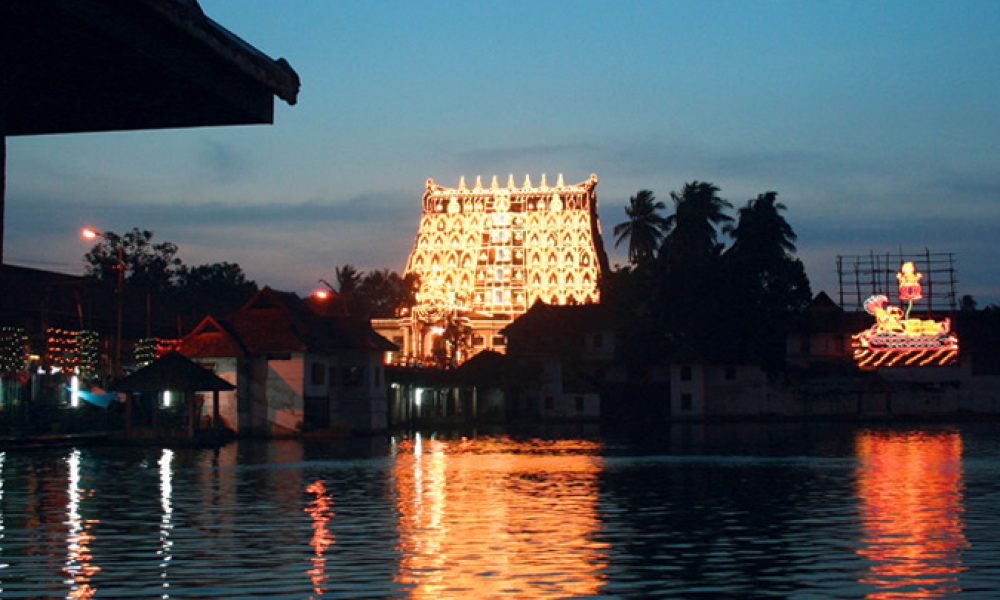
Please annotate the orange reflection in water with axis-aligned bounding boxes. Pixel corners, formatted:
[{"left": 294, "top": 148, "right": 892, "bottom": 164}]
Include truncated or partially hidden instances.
[
  {"left": 855, "top": 430, "right": 968, "bottom": 598},
  {"left": 393, "top": 436, "right": 608, "bottom": 598},
  {"left": 305, "top": 480, "right": 335, "bottom": 598}
]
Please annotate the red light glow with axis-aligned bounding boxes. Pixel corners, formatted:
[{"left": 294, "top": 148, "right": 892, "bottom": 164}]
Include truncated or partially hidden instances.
[
  {"left": 80, "top": 227, "right": 99, "bottom": 241},
  {"left": 313, "top": 289, "right": 331, "bottom": 300}
]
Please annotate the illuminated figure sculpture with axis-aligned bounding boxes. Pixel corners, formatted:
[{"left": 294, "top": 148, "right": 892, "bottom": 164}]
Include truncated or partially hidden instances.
[
  {"left": 372, "top": 173, "right": 609, "bottom": 364},
  {"left": 852, "top": 263, "right": 958, "bottom": 370},
  {"left": 896, "top": 260, "right": 923, "bottom": 319}
]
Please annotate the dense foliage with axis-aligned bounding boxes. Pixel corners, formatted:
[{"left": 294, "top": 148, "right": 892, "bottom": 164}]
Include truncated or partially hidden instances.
[
  {"left": 609, "top": 183, "right": 811, "bottom": 370},
  {"left": 331, "top": 264, "right": 419, "bottom": 319}
]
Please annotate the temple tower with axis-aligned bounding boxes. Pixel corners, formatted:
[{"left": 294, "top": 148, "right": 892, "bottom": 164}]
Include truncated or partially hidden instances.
[{"left": 374, "top": 173, "right": 608, "bottom": 365}]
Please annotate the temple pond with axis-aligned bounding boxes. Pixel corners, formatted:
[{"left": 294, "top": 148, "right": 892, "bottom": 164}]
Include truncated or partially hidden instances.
[{"left": 2, "top": 422, "right": 1000, "bottom": 598}]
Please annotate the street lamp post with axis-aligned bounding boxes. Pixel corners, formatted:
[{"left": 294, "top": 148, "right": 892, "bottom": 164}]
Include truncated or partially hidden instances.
[{"left": 81, "top": 227, "right": 124, "bottom": 378}]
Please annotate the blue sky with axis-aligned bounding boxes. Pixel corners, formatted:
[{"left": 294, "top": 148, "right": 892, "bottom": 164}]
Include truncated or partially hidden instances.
[{"left": 6, "top": 1, "right": 1000, "bottom": 303}]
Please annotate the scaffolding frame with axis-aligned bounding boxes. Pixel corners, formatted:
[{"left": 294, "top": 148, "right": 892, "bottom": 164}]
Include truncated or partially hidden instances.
[{"left": 836, "top": 249, "right": 958, "bottom": 313}]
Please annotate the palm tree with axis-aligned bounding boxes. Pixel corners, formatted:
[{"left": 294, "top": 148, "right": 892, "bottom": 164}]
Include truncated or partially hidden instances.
[
  {"left": 724, "top": 191, "right": 811, "bottom": 315},
  {"left": 725, "top": 191, "right": 797, "bottom": 263},
  {"left": 660, "top": 181, "right": 733, "bottom": 265},
  {"left": 335, "top": 264, "right": 363, "bottom": 295},
  {"left": 613, "top": 189, "right": 669, "bottom": 266}
]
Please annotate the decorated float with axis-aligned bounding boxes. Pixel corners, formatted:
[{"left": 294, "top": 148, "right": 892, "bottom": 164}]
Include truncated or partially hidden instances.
[{"left": 852, "top": 262, "right": 959, "bottom": 370}]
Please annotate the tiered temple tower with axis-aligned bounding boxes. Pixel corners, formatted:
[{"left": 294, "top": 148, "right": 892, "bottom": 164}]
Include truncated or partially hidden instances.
[{"left": 373, "top": 173, "right": 608, "bottom": 364}]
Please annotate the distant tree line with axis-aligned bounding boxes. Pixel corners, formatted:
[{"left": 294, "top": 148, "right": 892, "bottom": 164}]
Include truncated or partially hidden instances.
[
  {"left": 83, "top": 229, "right": 421, "bottom": 330},
  {"left": 83, "top": 228, "right": 258, "bottom": 326},
  {"left": 609, "top": 182, "right": 812, "bottom": 370}
]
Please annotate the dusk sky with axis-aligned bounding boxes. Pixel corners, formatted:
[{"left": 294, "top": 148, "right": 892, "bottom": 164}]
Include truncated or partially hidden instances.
[{"left": 6, "top": 1, "right": 999, "bottom": 303}]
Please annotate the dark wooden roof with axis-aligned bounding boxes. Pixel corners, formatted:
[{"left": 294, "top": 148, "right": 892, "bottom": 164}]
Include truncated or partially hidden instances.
[
  {"left": 111, "top": 350, "right": 235, "bottom": 392},
  {"left": 178, "top": 287, "right": 397, "bottom": 358},
  {"left": 501, "top": 300, "right": 612, "bottom": 338},
  {"left": 2, "top": 0, "right": 300, "bottom": 136}
]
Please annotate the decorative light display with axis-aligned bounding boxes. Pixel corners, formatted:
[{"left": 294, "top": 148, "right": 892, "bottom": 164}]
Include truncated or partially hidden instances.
[
  {"left": 46, "top": 328, "right": 100, "bottom": 377},
  {"left": 0, "top": 326, "right": 29, "bottom": 374},
  {"left": 136, "top": 338, "right": 180, "bottom": 367},
  {"left": 375, "top": 173, "right": 608, "bottom": 364},
  {"left": 76, "top": 331, "right": 99, "bottom": 378},
  {"left": 852, "top": 263, "right": 958, "bottom": 370},
  {"left": 407, "top": 173, "right": 606, "bottom": 320}
]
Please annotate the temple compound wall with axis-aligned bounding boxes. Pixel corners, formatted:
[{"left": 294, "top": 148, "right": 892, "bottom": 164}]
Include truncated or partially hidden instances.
[{"left": 373, "top": 173, "right": 609, "bottom": 365}]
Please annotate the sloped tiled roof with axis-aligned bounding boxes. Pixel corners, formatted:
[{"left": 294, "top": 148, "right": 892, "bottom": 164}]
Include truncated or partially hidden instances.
[
  {"left": 176, "top": 316, "right": 247, "bottom": 358},
  {"left": 179, "top": 287, "right": 396, "bottom": 358},
  {"left": 501, "top": 300, "right": 612, "bottom": 338}
]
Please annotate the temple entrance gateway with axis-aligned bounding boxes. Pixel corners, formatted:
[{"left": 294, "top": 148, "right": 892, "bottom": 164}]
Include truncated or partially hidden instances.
[{"left": 374, "top": 174, "right": 609, "bottom": 366}]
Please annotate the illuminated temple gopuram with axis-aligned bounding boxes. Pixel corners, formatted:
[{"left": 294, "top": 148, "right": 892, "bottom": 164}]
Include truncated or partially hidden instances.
[{"left": 373, "top": 173, "right": 609, "bottom": 365}]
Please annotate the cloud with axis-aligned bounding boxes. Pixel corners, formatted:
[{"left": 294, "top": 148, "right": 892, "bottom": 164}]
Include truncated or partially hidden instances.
[
  {"left": 200, "top": 139, "right": 248, "bottom": 183},
  {"left": 7, "top": 189, "right": 416, "bottom": 230},
  {"left": 454, "top": 142, "right": 603, "bottom": 167}
]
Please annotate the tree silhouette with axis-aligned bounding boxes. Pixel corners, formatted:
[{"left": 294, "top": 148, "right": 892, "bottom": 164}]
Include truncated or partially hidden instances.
[
  {"left": 613, "top": 189, "right": 669, "bottom": 266},
  {"left": 356, "top": 269, "right": 419, "bottom": 318},
  {"left": 724, "top": 191, "right": 810, "bottom": 314},
  {"left": 725, "top": 192, "right": 797, "bottom": 264},
  {"left": 84, "top": 228, "right": 181, "bottom": 294},
  {"left": 335, "top": 264, "right": 362, "bottom": 293},
  {"left": 660, "top": 181, "right": 733, "bottom": 269},
  {"left": 173, "top": 262, "right": 258, "bottom": 320}
]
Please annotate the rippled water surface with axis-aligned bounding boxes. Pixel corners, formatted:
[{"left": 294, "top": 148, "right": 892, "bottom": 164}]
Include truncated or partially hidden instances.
[{"left": 3, "top": 423, "right": 1000, "bottom": 598}]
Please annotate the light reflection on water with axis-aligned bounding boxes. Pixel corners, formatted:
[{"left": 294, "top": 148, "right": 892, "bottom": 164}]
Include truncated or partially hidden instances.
[
  {"left": 305, "top": 479, "right": 335, "bottom": 598},
  {"left": 0, "top": 425, "right": 997, "bottom": 597},
  {"left": 159, "top": 449, "right": 174, "bottom": 599},
  {"left": 64, "top": 448, "right": 99, "bottom": 599},
  {"left": 392, "top": 435, "right": 608, "bottom": 597},
  {"left": 855, "top": 430, "right": 968, "bottom": 598}
]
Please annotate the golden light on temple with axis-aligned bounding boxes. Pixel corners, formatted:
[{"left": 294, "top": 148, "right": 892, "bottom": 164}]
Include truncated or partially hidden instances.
[
  {"left": 855, "top": 430, "right": 968, "bottom": 598},
  {"left": 392, "top": 436, "right": 608, "bottom": 597},
  {"left": 852, "top": 263, "right": 959, "bottom": 370},
  {"left": 373, "top": 174, "right": 609, "bottom": 363}
]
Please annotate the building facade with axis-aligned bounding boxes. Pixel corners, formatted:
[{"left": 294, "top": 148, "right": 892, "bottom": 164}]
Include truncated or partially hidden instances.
[
  {"left": 178, "top": 288, "right": 395, "bottom": 435},
  {"left": 373, "top": 173, "right": 609, "bottom": 365}
]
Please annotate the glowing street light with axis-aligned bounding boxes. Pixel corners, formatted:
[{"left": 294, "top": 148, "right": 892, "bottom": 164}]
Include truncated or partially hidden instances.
[{"left": 80, "top": 227, "right": 125, "bottom": 378}]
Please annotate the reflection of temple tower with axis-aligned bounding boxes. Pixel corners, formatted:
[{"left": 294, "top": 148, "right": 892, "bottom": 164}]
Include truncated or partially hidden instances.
[
  {"left": 374, "top": 174, "right": 609, "bottom": 364},
  {"left": 392, "top": 436, "right": 608, "bottom": 597}
]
